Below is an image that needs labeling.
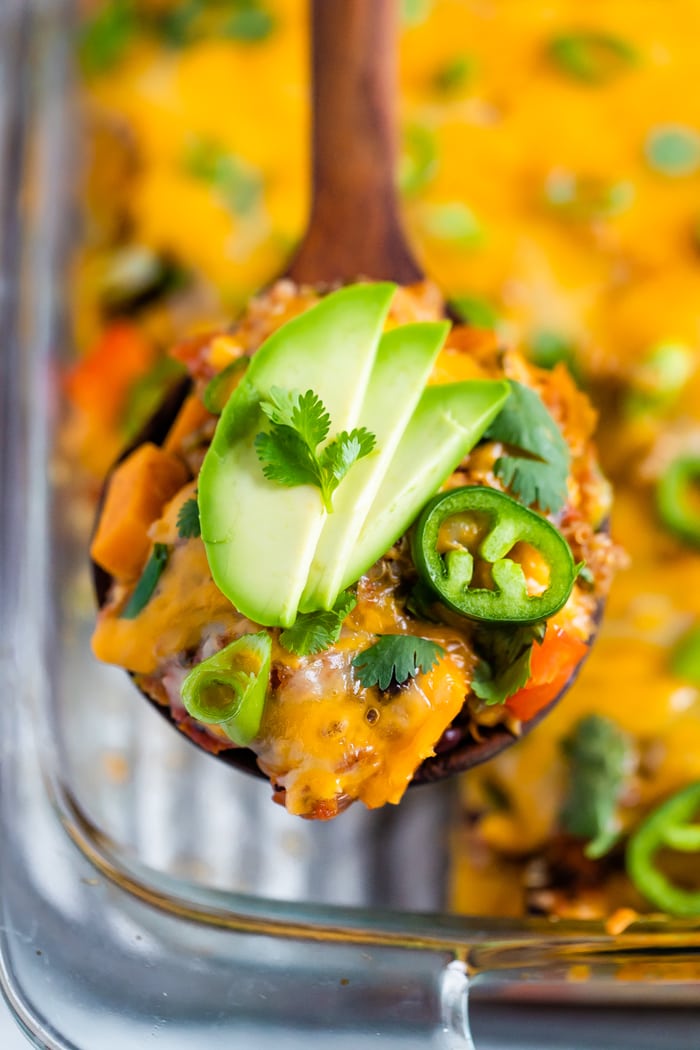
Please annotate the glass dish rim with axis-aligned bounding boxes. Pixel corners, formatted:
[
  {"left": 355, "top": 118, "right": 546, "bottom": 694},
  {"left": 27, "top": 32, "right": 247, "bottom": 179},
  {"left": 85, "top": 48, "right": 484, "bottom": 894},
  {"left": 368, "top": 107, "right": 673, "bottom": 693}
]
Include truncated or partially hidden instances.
[{"left": 2, "top": 0, "right": 699, "bottom": 1004}]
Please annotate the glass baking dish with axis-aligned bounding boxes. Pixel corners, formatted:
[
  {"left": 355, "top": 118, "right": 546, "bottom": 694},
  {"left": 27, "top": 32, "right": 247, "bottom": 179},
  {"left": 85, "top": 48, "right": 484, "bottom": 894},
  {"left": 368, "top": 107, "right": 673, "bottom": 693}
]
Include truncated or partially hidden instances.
[{"left": 1, "top": 3, "right": 699, "bottom": 1047}]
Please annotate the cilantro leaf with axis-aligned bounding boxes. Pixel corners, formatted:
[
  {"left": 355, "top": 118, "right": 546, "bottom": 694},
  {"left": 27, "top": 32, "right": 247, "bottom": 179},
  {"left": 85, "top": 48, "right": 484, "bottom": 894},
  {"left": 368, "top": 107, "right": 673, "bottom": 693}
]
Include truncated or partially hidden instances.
[
  {"left": 260, "top": 387, "right": 330, "bottom": 448},
  {"left": 471, "top": 623, "right": 546, "bottom": 705},
  {"left": 560, "top": 714, "right": 632, "bottom": 859},
  {"left": 484, "top": 380, "right": 570, "bottom": 513},
  {"left": 255, "top": 388, "right": 377, "bottom": 513},
  {"left": 177, "top": 498, "right": 201, "bottom": 539},
  {"left": 254, "top": 427, "right": 321, "bottom": 489},
  {"left": 279, "top": 592, "right": 357, "bottom": 656},
  {"left": 352, "top": 635, "right": 445, "bottom": 691},
  {"left": 319, "top": 428, "right": 377, "bottom": 503}
]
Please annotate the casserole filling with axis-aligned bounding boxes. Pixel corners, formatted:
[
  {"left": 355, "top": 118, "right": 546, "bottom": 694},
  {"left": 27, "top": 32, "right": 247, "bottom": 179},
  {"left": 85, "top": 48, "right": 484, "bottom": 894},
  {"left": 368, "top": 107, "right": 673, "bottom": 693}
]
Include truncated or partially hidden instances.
[{"left": 91, "top": 280, "right": 616, "bottom": 818}]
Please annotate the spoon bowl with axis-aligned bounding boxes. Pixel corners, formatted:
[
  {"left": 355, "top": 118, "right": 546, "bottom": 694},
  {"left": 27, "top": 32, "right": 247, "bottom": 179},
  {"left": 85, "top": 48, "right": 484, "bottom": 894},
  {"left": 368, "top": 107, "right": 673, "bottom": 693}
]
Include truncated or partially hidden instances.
[
  {"left": 92, "top": 376, "right": 603, "bottom": 785},
  {"left": 92, "top": 0, "right": 604, "bottom": 790}
]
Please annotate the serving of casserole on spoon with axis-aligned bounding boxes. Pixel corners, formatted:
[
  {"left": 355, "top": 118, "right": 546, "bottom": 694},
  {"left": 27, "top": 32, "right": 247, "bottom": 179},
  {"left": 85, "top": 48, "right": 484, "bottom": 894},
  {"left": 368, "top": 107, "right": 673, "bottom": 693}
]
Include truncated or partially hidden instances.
[{"left": 90, "top": 0, "right": 617, "bottom": 819}]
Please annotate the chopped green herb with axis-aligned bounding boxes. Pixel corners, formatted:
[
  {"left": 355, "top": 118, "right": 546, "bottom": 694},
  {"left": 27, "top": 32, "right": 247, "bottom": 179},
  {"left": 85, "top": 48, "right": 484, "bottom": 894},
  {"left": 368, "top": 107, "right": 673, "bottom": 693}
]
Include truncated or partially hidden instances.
[
  {"left": 645, "top": 125, "right": 700, "bottom": 177},
  {"left": 544, "top": 171, "right": 634, "bottom": 221},
  {"left": 352, "top": 635, "right": 445, "bottom": 691},
  {"left": 78, "top": 0, "right": 135, "bottom": 77},
  {"left": 121, "top": 544, "right": 169, "bottom": 619},
  {"left": 422, "top": 202, "right": 484, "bottom": 247},
  {"left": 279, "top": 592, "right": 357, "bottom": 657},
  {"left": 122, "top": 356, "right": 186, "bottom": 442},
  {"left": 527, "top": 330, "right": 580, "bottom": 380},
  {"left": 177, "top": 498, "right": 201, "bottom": 539},
  {"left": 449, "top": 295, "right": 500, "bottom": 329},
  {"left": 577, "top": 564, "right": 595, "bottom": 589},
  {"left": 255, "top": 387, "right": 377, "bottom": 513},
  {"left": 405, "top": 580, "right": 441, "bottom": 622},
  {"left": 157, "top": 0, "right": 203, "bottom": 47},
  {"left": 547, "top": 31, "right": 637, "bottom": 85},
  {"left": 561, "top": 714, "right": 632, "bottom": 859},
  {"left": 401, "top": 0, "right": 433, "bottom": 26},
  {"left": 432, "top": 53, "right": 476, "bottom": 93},
  {"left": 626, "top": 342, "right": 694, "bottom": 417},
  {"left": 184, "top": 138, "right": 263, "bottom": 215},
  {"left": 203, "top": 358, "right": 249, "bottom": 415},
  {"left": 399, "top": 124, "right": 439, "bottom": 196},
  {"left": 471, "top": 623, "right": 546, "bottom": 705},
  {"left": 181, "top": 632, "right": 271, "bottom": 746},
  {"left": 670, "top": 625, "right": 700, "bottom": 684},
  {"left": 484, "top": 380, "right": 571, "bottom": 514},
  {"left": 225, "top": 6, "right": 275, "bottom": 42}
]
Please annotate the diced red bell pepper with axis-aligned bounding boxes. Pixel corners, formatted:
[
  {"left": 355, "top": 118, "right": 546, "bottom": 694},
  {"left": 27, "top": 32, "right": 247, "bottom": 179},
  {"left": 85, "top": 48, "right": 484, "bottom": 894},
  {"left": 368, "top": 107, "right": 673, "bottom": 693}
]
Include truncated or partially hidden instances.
[{"left": 506, "top": 627, "right": 588, "bottom": 722}]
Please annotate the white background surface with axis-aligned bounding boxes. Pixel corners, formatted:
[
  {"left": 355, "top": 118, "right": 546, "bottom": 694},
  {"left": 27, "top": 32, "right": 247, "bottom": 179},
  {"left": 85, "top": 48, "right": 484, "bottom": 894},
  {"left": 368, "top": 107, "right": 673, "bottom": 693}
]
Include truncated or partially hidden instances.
[{"left": 0, "top": 999, "right": 27, "bottom": 1048}]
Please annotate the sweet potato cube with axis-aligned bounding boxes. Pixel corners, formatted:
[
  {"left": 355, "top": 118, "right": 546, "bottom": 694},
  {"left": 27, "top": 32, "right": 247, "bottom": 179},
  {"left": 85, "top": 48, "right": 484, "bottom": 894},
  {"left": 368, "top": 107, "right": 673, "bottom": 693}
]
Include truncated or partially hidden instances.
[{"left": 90, "top": 442, "right": 189, "bottom": 580}]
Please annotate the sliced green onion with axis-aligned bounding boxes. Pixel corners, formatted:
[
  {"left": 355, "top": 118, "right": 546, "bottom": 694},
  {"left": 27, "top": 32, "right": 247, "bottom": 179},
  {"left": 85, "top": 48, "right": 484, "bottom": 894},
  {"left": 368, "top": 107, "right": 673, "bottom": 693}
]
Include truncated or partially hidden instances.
[
  {"left": 181, "top": 632, "right": 272, "bottom": 746},
  {"left": 121, "top": 544, "right": 169, "bottom": 619},
  {"left": 645, "top": 125, "right": 700, "bottom": 177},
  {"left": 399, "top": 124, "right": 439, "bottom": 196},
  {"left": 184, "top": 139, "right": 263, "bottom": 215},
  {"left": 547, "top": 31, "right": 637, "bottom": 85},
  {"left": 224, "top": 7, "right": 275, "bottom": 43},
  {"left": 449, "top": 295, "right": 500, "bottom": 329},
  {"left": 626, "top": 342, "right": 694, "bottom": 416},
  {"left": 203, "top": 358, "right": 249, "bottom": 415},
  {"left": 544, "top": 171, "right": 634, "bottom": 221},
  {"left": 657, "top": 454, "right": 700, "bottom": 547},
  {"left": 432, "top": 54, "right": 476, "bottom": 93},
  {"left": 401, "top": 0, "right": 433, "bottom": 26},
  {"left": 421, "top": 202, "right": 484, "bottom": 247}
]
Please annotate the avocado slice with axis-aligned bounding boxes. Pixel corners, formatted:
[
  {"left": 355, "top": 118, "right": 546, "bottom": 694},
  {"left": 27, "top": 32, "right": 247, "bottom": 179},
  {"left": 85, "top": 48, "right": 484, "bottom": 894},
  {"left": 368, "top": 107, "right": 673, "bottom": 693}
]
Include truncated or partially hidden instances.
[
  {"left": 199, "top": 282, "right": 396, "bottom": 627},
  {"left": 337, "top": 379, "right": 511, "bottom": 593},
  {"left": 300, "top": 321, "right": 449, "bottom": 612}
]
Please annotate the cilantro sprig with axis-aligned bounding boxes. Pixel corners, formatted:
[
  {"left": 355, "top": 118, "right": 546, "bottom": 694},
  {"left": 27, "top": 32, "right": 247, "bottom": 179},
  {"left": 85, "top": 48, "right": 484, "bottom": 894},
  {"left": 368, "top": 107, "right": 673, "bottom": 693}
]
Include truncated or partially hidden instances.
[
  {"left": 484, "top": 380, "right": 570, "bottom": 514},
  {"left": 471, "top": 622, "right": 546, "bottom": 705},
  {"left": 177, "top": 498, "right": 201, "bottom": 539},
  {"left": 560, "top": 714, "right": 632, "bottom": 858},
  {"left": 352, "top": 635, "right": 445, "bottom": 691},
  {"left": 279, "top": 591, "right": 356, "bottom": 656},
  {"left": 254, "top": 387, "right": 377, "bottom": 513}
]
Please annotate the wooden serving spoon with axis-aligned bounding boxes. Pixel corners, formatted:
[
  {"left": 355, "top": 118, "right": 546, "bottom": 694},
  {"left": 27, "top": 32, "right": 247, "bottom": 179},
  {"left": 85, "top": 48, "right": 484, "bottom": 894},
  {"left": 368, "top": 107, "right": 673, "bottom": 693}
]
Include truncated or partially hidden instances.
[{"left": 94, "top": 0, "right": 599, "bottom": 786}]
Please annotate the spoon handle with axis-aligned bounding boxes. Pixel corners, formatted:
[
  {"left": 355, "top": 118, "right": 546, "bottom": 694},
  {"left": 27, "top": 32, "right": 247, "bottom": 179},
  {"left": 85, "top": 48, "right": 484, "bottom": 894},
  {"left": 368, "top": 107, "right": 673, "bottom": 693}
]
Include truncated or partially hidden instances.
[{"left": 287, "top": 0, "right": 423, "bottom": 285}]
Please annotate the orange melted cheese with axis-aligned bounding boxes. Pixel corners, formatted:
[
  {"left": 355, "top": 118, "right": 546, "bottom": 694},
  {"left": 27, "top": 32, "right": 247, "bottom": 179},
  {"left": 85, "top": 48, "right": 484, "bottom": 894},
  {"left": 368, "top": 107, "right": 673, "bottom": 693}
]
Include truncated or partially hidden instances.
[
  {"left": 256, "top": 645, "right": 469, "bottom": 819},
  {"left": 92, "top": 484, "right": 246, "bottom": 674}
]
